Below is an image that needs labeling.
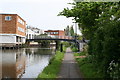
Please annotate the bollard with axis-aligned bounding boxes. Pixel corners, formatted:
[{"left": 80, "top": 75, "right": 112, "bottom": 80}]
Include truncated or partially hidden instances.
[{"left": 60, "top": 43, "right": 63, "bottom": 52}]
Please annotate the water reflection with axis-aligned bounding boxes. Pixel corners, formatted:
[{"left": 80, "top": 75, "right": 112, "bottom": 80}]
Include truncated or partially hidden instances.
[
  {"left": 2, "top": 49, "right": 26, "bottom": 78},
  {"left": 0, "top": 50, "right": 2, "bottom": 79},
  {"left": 1, "top": 48, "right": 54, "bottom": 79}
]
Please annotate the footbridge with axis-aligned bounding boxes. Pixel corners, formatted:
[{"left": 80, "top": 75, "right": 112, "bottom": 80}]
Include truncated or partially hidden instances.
[
  {"left": 26, "top": 36, "right": 76, "bottom": 42},
  {"left": 26, "top": 36, "right": 84, "bottom": 52}
]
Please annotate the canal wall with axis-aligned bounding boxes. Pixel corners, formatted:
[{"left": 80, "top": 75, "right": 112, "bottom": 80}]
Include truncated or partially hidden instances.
[{"left": 0, "top": 43, "right": 24, "bottom": 49}]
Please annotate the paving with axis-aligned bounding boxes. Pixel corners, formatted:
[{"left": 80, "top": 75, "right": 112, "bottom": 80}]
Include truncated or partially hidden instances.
[{"left": 58, "top": 47, "right": 82, "bottom": 78}]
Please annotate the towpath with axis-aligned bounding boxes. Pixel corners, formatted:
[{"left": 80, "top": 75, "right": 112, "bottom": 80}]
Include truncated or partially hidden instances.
[{"left": 58, "top": 47, "right": 83, "bottom": 79}]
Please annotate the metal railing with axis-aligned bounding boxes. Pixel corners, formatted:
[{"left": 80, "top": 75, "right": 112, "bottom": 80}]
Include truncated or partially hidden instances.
[{"left": 33, "top": 35, "right": 74, "bottom": 40}]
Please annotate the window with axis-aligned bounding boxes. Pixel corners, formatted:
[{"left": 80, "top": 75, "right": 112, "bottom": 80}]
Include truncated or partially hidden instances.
[
  {"left": 50, "top": 32, "right": 53, "bottom": 34},
  {"left": 18, "top": 18, "right": 24, "bottom": 25},
  {"left": 27, "top": 34, "right": 28, "bottom": 39},
  {"left": 5, "top": 16, "right": 12, "bottom": 21},
  {"left": 55, "top": 32, "right": 58, "bottom": 34},
  {"left": 53, "top": 32, "right": 55, "bottom": 34},
  {"left": 53, "top": 32, "right": 58, "bottom": 34},
  {"left": 47, "top": 32, "right": 50, "bottom": 34},
  {"left": 16, "top": 36, "right": 19, "bottom": 42},
  {"left": 29, "top": 34, "right": 31, "bottom": 39},
  {"left": 18, "top": 27, "right": 24, "bottom": 32},
  {"left": 20, "top": 37, "right": 21, "bottom": 42}
]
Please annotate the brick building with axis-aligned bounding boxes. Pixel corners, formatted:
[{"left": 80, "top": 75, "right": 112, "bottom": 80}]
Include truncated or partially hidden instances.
[
  {"left": 0, "top": 13, "right": 26, "bottom": 47},
  {"left": 44, "top": 30, "right": 65, "bottom": 39}
]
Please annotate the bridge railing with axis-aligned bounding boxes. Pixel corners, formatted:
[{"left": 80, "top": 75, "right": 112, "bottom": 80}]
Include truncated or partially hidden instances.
[{"left": 33, "top": 35, "right": 74, "bottom": 40}]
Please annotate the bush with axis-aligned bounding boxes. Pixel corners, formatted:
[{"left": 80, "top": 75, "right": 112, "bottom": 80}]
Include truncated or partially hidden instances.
[
  {"left": 71, "top": 47, "right": 78, "bottom": 52},
  {"left": 62, "top": 42, "right": 70, "bottom": 47},
  {"left": 74, "top": 52, "right": 103, "bottom": 78}
]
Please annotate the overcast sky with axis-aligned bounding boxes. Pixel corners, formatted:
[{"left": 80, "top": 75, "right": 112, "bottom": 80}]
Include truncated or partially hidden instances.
[{"left": 0, "top": 0, "right": 81, "bottom": 34}]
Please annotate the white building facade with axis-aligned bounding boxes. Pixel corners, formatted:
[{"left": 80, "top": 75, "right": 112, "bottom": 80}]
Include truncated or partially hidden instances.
[{"left": 26, "top": 26, "right": 44, "bottom": 39}]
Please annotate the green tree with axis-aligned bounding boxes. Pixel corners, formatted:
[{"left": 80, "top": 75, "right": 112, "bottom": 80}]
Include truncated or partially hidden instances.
[
  {"left": 64, "top": 25, "right": 75, "bottom": 37},
  {"left": 36, "top": 34, "right": 51, "bottom": 47},
  {"left": 58, "top": 2, "right": 101, "bottom": 39},
  {"left": 58, "top": 1, "right": 120, "bottom": 78},
  {"left": 70, "top": 25, "right": 75, "bottom": 36},
  {"left": 64, "top": 25, "right": 70, "bottom": 36}
]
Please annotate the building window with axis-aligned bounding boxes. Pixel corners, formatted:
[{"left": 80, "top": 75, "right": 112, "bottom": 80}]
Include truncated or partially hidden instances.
[
  {"left": 18, "top": 18, "right": 24, "bottom": 25},
  {"left": 18, "top": 26, "right": 24, "bottom": 32},
  {"left": 47, "top": 32, "right": 50, "bottom": 34},
  {"left": 29, "top": 34, "right": 31, "bottom": 39},
  {"left": 5, "top": 16, "right": 12, "bottom": 21},
  {"left": 20, "top": 37, "right": 21, "bottom": 42},
  {"left": 16, "top": 36, "right": 19, "bottom": 42},
  {"left": 52, "top": 32, "right": 58, "bottom": 34},
  {"left": 27, "top": 34, "right": 28, "bottom": 39},
  {"left": 32, "top": 35, "right": 34, "bottom": 39},
  {"left": 54, "top": 32, "right": 58, "bottom": 34},
  {"left": 50, "top": 32, "right": 54, "bottom": 34}
]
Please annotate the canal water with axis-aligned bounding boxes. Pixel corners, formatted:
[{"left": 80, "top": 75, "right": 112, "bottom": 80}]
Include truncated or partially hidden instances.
[{"left": 0, "top": 48, "right": 55, "bottom": 78}]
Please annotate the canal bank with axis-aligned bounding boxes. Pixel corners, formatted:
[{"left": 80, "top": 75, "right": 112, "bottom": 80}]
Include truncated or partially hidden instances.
[
  {"left": 37, "top": 47, "right": 82, "bottom": 79},
  {"left": 37, "top": 51, "right": 64, "bottom": 78}
]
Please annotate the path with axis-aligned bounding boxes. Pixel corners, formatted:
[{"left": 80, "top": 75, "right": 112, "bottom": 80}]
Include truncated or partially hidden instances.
[{"left": 58, "top": 47, "right": 82, "bottom": 78}]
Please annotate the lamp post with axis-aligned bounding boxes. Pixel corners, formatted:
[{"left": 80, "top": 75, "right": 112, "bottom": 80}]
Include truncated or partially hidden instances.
[
  {"left": 73, "top": 17, "right": 80, "bottom": 52},
  {"left": 75, "top": 22, "right": 77, "bottom": 40},
  {"left": 73, "top": 19, "right": 78, "bottom": 40}
]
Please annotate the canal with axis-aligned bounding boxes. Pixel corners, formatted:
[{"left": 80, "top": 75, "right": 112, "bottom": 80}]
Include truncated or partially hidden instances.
[{"left": 0, "top": 47, "right": 55, "bottom": 78}]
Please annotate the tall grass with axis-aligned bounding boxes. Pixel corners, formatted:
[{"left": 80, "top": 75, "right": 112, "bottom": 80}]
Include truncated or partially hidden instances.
[{"left": 74, "top": 52, "right": 103, "bottom": 78}]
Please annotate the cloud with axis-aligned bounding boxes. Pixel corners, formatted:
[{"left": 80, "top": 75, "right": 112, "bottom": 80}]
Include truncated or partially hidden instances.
[
  {"left": 1, "top": 0, "right": 73, "bottom": 3},
  {"left": 0, "top": 0, "right": 79, "bottom": 33},
  {"left": 0, "top": 10, "right": 3, "bottom": 12}
]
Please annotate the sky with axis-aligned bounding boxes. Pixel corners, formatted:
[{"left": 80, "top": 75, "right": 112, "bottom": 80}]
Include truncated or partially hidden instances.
[{"left": 0, "top": 0, "right": 81, "bottom": 35}]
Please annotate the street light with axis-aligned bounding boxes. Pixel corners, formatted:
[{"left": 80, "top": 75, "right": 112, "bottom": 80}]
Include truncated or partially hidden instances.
[
  {"left": 75, "top": 22, "right": 77, "bottom": 40},
  {"left": 73, "top": 18, "right": 78, "bottom": 40}
]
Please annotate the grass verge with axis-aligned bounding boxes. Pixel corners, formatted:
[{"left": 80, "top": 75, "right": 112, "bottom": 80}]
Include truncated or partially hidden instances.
[
  {"left": 63, "top": 45, "right": 67, "bottom": 52},
  {"left": 37, "top": 51, "right": 64, "bottom": 79},
  {"left": 74, "top": 52, "right": 103, "bottom": 78},
  {"left": 71, "top": 46, "right": 78, "bottom": 52}
]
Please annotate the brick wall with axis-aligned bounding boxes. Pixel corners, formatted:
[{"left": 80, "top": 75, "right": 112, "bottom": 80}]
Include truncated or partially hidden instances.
[
  {"left": 16, "top": 15, "right": 26, "bottom": 36},
  {"left": 0, "top": 14, "right": 26, "bottom": 37},
  {"left": 0, "top": 14, "right": 17, "bottom": 34},
  {"left": 58, "top": 31, "right": 65, "bottom": 36}
]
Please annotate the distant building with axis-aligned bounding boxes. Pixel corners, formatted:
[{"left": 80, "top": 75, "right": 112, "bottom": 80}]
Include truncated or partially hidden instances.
[
  {"left": 44, "top": 30, "right": 65, "bottom": 39},
  {"left": 26, "top": 26, "right": 44, "bottom": 39},
  {"left": 0, "top": 14, "right": 26, "bottom": 47}
]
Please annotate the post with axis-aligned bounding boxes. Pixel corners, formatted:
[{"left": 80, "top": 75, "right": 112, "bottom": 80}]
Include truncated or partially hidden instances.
[
  {"left": 55, "top": 41, "right": 58, "bottom": 50},
  {"left": 60, "top": 43, "right": 63, "bottom": 52},
  {"left": 74, "top": 22, "right": 80, "bottom": 52},
  {"left": 77, "top": 42, "right": 80, "bottom": 52},
  {"left": 75, "top": 40, "right": 80, "bottom": 52},
  {"left": 75, "top": 22, "right": 77, "bottom": 38}
]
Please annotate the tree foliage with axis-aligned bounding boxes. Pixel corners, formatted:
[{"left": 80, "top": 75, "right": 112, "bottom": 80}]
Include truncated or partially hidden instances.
[
  {"left": 64, "top": 25, "right": 75, "bottom": 37},
  {"left": 59, "top": 2, "right": 120, "bottom": 78},
  {"left": 64, "top": 25, "right": 70, "bottom": 36},
  {"left": 37, "top": 34, "right": 51, "bottom": 47},
  {"left": 70, "top": 25, "right": 75, "bottom": 36}
]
